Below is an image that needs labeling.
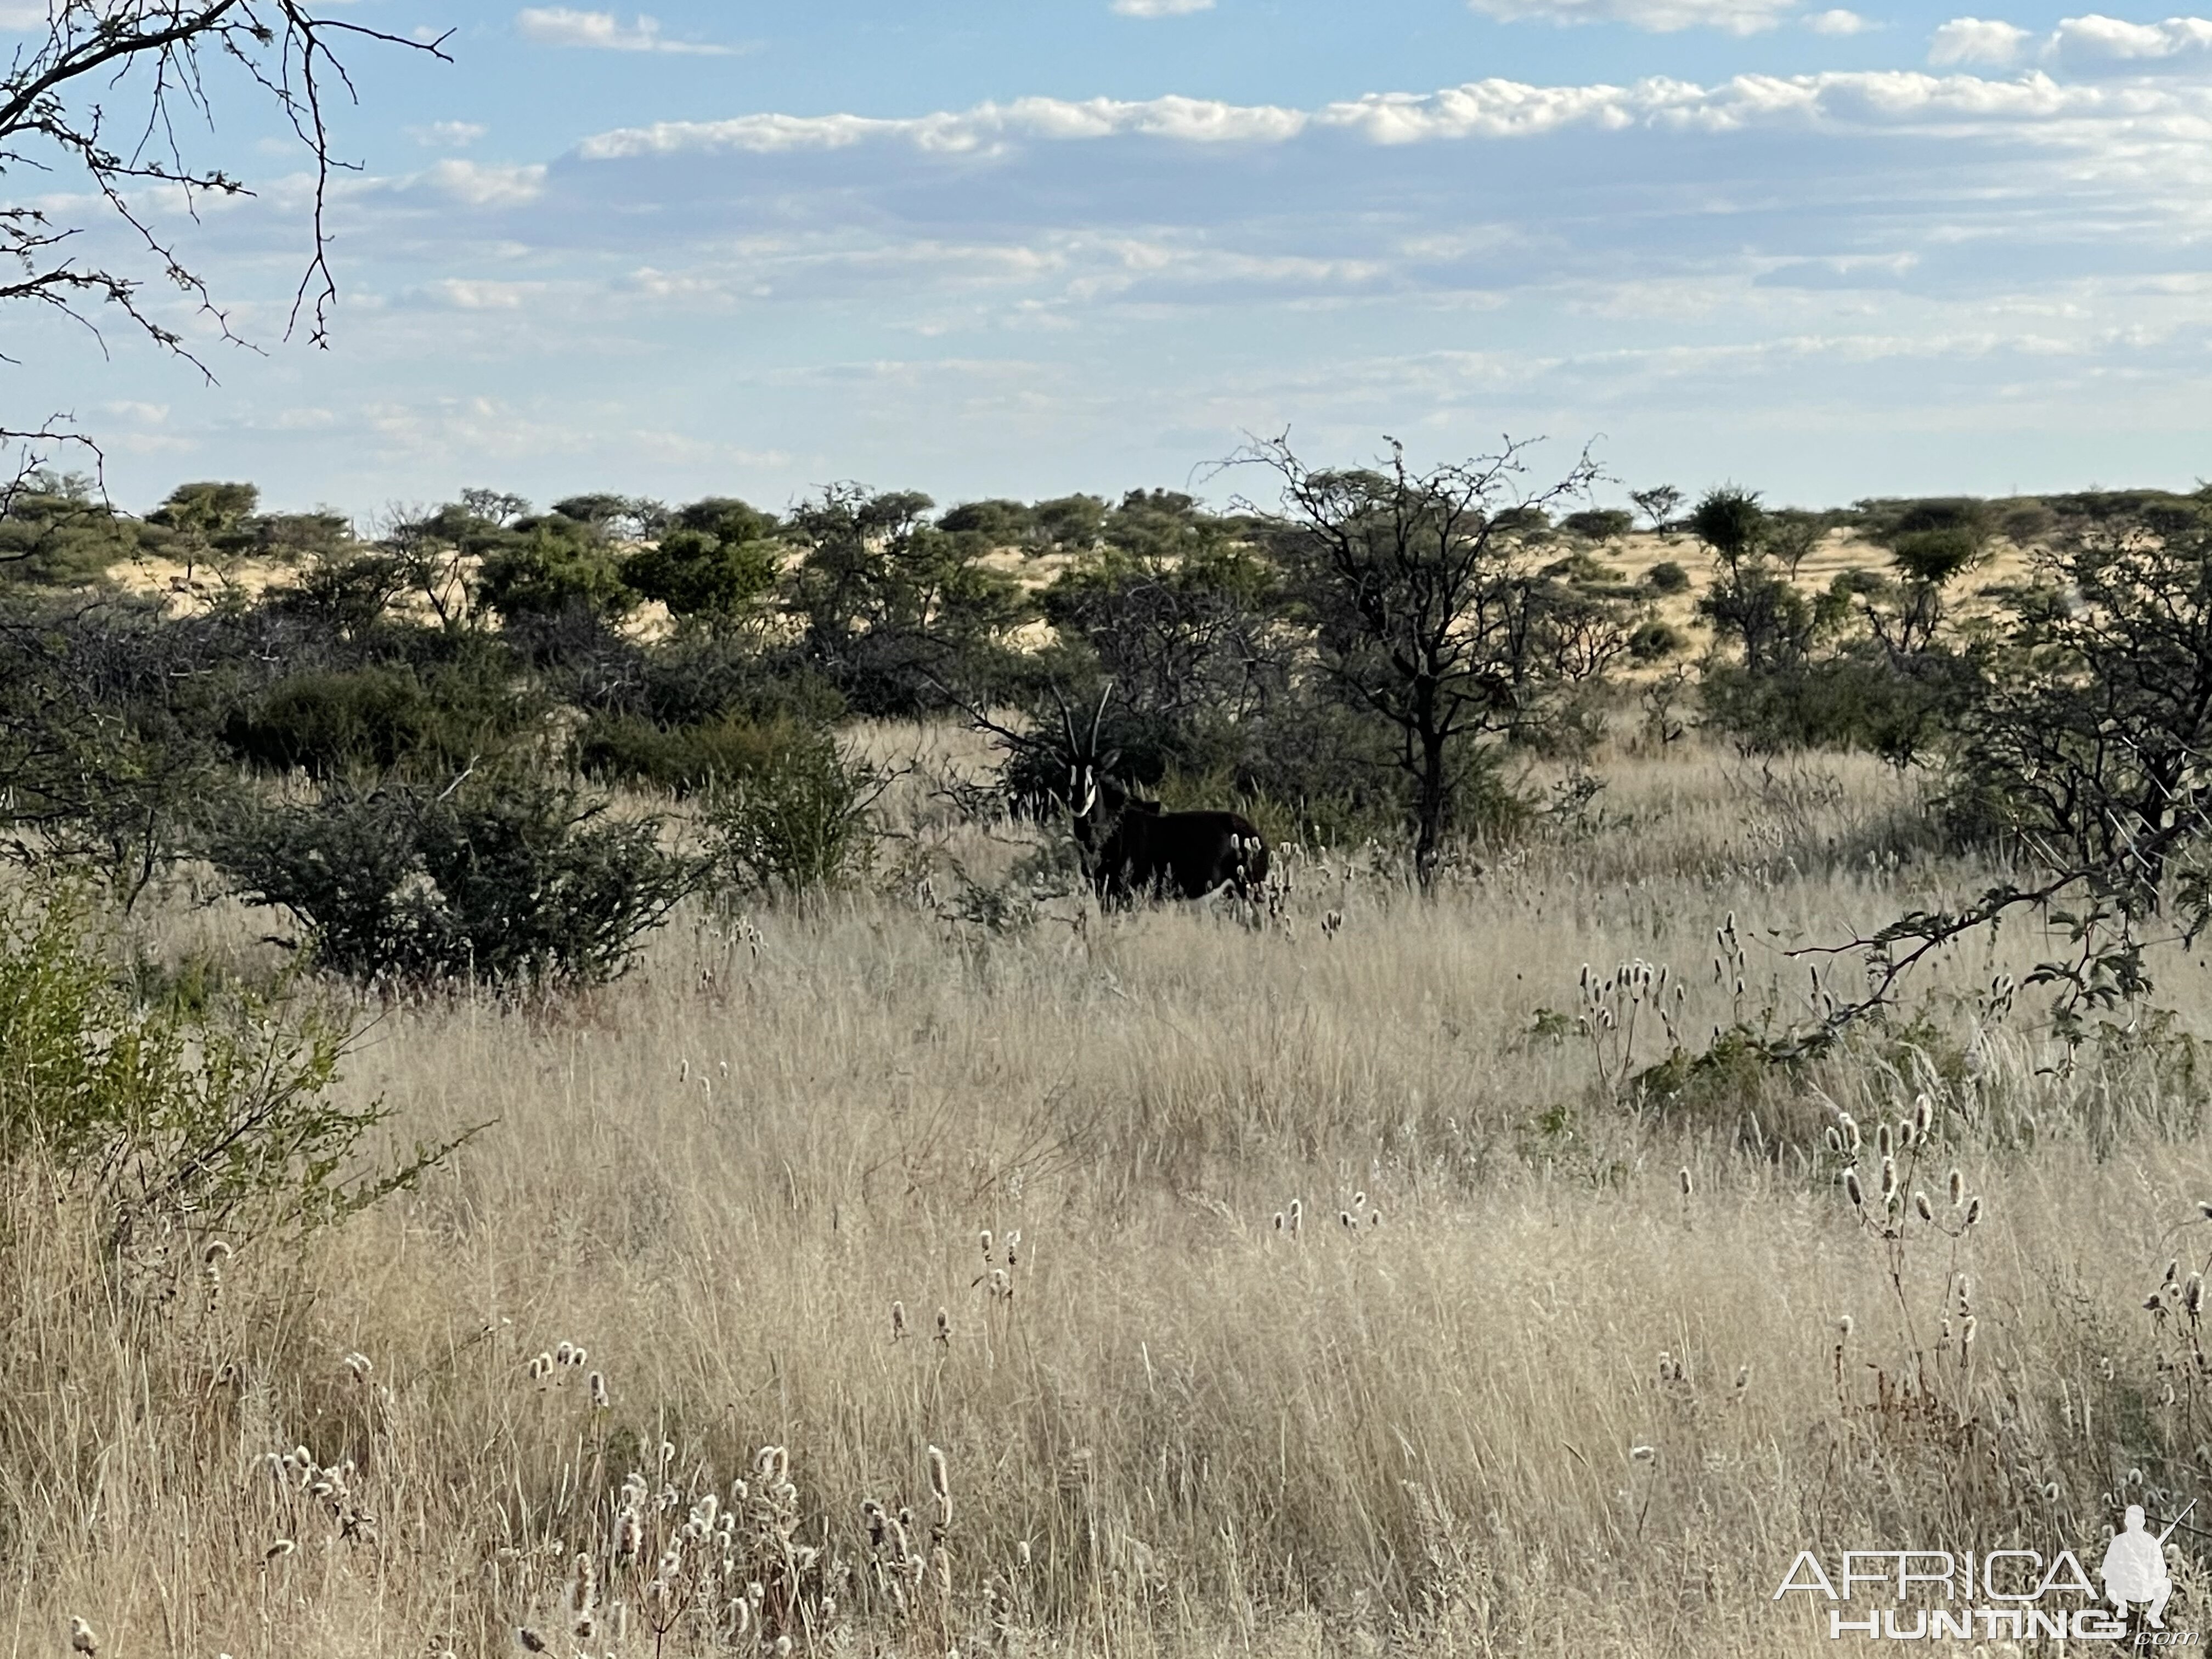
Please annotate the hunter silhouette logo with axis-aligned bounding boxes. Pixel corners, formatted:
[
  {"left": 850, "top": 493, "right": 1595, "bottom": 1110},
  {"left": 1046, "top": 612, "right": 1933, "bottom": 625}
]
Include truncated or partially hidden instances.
[
  {"left": 2103, "top": 1500, "right": 2192, "bottom": 1629},
  {"left": 1775, "top": 1500, "right": 2199, "bottom": 1643}
]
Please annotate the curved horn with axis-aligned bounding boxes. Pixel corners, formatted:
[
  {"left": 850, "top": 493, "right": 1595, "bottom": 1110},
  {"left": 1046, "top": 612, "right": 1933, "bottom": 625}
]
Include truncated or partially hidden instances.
[
  {"left": 1050, "top": 682, "right": 1080, "bottom": 757},
  {"left": 1090, "top": 678, "right": 1114, "bottom": 754}
]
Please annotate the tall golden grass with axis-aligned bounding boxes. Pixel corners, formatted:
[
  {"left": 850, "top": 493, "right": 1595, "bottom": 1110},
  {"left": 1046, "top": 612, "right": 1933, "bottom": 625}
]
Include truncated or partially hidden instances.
[{"left": 9, "top": 738, "right": 2212, "bottom": 1656}]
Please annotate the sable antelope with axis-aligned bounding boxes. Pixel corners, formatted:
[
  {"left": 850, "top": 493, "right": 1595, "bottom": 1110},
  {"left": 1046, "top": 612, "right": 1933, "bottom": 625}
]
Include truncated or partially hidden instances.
[{"left": 1057, "top": 687, "right": 1269, "bottom": 907}]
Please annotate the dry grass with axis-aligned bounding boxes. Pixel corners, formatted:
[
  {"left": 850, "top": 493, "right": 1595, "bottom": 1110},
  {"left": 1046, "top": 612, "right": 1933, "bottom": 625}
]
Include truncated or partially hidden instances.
[{"left": 9, "top": 738, "right": 2212, "bottom": 1656}]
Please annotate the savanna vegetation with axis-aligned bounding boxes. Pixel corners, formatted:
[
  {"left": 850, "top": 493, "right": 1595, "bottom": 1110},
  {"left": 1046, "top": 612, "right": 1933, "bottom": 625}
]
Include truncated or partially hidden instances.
[
  {"left": 24, "top": 8, "right": 2212, "bottom": 1656},
  {"left": 10, "top": 449, "right": 2212, "bottom": 1656}
]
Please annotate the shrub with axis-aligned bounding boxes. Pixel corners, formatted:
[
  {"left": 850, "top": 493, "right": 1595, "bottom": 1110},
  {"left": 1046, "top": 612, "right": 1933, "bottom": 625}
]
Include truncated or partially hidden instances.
[
  {"left": 1700, "top": 652, "right": 1969, "bottom": 763},
  {"left": 620, "top": 527, "right": 780, "bottom": 624},
  {"left": 1561, "top": 508, "right": 1634, "bottom": 542},
  {"left": 616, "top": 636, "right": 845, "bottom": 731},
  {"left": 476, "top": 520, "right": 634, "bottom": 622},
  {"left": 222, "top": 661, "right": 539, "bottom": 780},
  {"left": 0, "top": 883, "right": 439, "bottom": 1243},
  {"left": 1643, "top": 561, "right": 1691, "bottom": 595},
  {"left": 207, "top": 776, "right": 698, "bottom": 986},
  {"left": 1628, "top": 619, "right": 1684, "bottom": 662},
  {"left": 578, "top": 710, "right": 829, "bottom": 797},
  {"left": 701, "top": 731, "right": 883, "bottom": 896}
]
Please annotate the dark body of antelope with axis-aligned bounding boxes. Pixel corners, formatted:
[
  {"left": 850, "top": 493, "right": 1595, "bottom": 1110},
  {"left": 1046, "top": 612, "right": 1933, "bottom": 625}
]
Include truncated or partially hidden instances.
[
  {"left": 1076, "top": 780, "right": 1269, "bottom": 906},
  {"left": 1060, "top": 705, "right": 1270, "bottom": 905}
]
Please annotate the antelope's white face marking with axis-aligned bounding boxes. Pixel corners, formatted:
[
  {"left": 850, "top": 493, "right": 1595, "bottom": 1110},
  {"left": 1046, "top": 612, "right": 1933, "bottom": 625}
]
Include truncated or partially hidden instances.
[{"left": 1069, "top": 764, "right": 1097, "bottom": 818}]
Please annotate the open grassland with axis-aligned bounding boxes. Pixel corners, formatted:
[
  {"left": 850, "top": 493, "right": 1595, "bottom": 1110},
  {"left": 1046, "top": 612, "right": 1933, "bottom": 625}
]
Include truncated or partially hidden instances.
[{"left": 11, "top": 740, "right": 2212, "bottom": 1656}]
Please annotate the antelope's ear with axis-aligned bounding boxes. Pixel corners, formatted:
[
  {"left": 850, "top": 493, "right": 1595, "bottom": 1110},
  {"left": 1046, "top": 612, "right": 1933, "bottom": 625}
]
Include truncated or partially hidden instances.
[{"left": 1099, "top": 749, "right": 1121, "bottom": 772}]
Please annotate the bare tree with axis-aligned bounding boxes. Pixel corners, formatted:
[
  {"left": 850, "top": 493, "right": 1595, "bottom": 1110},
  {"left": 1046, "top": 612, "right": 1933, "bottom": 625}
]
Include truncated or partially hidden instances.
[
  {"left": 1, "top": 3, "right": 448, "bottom": 481},
  {"left": 1230, "top": 433, "right": 1622, "bottom": 890}
]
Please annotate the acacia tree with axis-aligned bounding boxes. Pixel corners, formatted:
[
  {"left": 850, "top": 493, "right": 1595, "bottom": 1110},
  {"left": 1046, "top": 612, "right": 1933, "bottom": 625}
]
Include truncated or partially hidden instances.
[
  {"left": 1234, "top": 434, "right": 1623, "bottom": 889},
  {"left": 1, "top": 3, "right": 446, "bottom": 473},
  {"left": 1783, "top": 495, "right": 2212, "bottom": 1048}
]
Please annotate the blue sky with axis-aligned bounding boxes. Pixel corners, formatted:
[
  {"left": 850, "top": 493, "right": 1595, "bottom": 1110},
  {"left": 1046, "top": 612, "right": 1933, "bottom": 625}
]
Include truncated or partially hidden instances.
[{"left": 16, "top": 0, "right": 2212, "bottom": 517}]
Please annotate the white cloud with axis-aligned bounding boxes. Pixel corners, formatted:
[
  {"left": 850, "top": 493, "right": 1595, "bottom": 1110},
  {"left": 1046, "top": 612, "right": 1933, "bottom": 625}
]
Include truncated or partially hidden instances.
[
  {"left": 1928, "top": 16, "right": 2034, "bottom": 64},
  {"left": 2051, "top": 11, "right": 2212, "bottom": 64},
  {"left": 422, "top": 278, "right": 546, "bottom": 310},
  {"left": 1805, "top": 8, "right": 1873, "bottom": 32},
  {"left": 1465, "top": 0, "right": 1798, "bottom": 35},
  {"left": 419, "top": 158, "right": 549, "bottom": 207},
  {"left": 1111, "top": 0, "right": 1214, "bottom": 13},
  {"left": 408, "top": 121, "right": 489, "bottom": 149},
  {"left": 579, "top": 95, "right": 1308, "bottom": 160},
  {"left": 54, "top": 53, "right": 2212, "bottom": 515},
  {"left": 569, "top": 70, "right": 2212, "bottom": 171},
  {"left": 513, "top": 8, "right": 738, "bottom": 54}
]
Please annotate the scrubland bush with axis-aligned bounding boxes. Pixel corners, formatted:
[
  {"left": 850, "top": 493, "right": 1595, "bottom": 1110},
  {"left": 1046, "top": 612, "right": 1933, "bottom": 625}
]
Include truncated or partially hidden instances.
[
  {"left": 206, "top": 777, "right": 697, "bottom": 987},
  {"left": 0, "top": 882, "right": 428, "bottom": 1244},
  {"left": 222, "top": 659, "right": 540, "bottom": 779},
  {"left": 575, "top": 709, "right": 825, "bottom": 796},
  {"left": 700, "top": 730, "right": 884, "bottom": 895}
]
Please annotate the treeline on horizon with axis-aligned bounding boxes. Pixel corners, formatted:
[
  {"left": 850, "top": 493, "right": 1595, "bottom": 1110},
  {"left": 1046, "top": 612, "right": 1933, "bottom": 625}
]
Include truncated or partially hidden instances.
[{"left": 4, "top": 457, "right": 2212, "bottom": 992}]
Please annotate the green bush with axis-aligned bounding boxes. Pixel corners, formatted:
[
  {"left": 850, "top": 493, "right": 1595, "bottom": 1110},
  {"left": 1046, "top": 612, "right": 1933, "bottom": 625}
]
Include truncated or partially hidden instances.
[
  {"left": 1643, "top": 561, "right": 1691, "bottom": 595},
  {"left": 1700, "top": 652, "right": 1971, "bottom": 763},
  {"left": 576, "top": 710, "right": 820, "bottom": 797},
  {"left": 207, "top": 777, "right": 698, "bottom": 986},
  {"left": 1628, "top": 619, "right": 1684, "bottom": 662},
  {"left": 701, "top": 731, "right": 883, "bottom": 896},
  {"left": 223, "top": 661, "right": 538, "bottom": 780},
  {"left": 1561, "top": 508, "right": 1634, "bottom": 542},
  {"left": 0, "top": 883, "right": 436, "bottom": 1243}
]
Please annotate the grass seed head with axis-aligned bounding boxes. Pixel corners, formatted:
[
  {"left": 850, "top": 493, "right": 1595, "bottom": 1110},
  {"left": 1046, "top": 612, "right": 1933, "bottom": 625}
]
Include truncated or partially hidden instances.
[
  {"left": 928, "top": 1443, "right": 951, "bottom": 1519},
  {"left": 69, "top": 1618, "right": 97, "bottom": 1657}
]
